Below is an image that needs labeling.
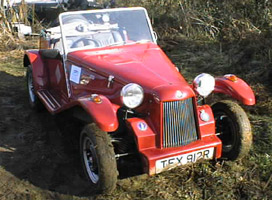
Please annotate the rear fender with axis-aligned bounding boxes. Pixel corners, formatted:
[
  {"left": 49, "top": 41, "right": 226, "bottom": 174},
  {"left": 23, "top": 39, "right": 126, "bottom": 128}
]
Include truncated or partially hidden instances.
[
  {"left": 24, "top": 50, "right": 48, "bottom": 89},
  {"left": 214, "top": 77, "right": 255, "bottom": 105},
  {"left": 77, "top": 95, "right": 119, "bottom": 132}
]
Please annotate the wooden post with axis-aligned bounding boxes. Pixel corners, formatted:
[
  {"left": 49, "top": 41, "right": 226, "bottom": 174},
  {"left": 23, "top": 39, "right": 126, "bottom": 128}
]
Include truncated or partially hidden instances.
[
  {"left": 32, "top": 3, "right": 35, "bottom": 31},
  {"left": 2, "top": 0, "right": 13, "bottom": 33}
]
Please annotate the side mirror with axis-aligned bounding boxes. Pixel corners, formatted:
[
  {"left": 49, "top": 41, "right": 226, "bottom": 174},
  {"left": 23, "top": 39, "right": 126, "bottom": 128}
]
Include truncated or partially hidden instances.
[{"left": 40, "top": 49, "right": 61, "bottom": 60}]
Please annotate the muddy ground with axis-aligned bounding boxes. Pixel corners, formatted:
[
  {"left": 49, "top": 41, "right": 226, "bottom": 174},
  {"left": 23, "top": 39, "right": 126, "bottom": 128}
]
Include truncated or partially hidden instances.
[{"left": 0, "top": 39, "right": 272, "bottom": 200}]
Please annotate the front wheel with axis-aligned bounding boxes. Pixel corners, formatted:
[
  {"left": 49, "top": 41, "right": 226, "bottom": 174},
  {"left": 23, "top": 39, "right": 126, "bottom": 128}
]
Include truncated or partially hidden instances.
[
  {"left": 80, "top": 124, "right": 118, "bottom": 194},
  {"left": 26, "top": 66, "right": 43, "bottom": 111},
  {"left": 212, "top": 100, "right": 252, "bottom": 160}
]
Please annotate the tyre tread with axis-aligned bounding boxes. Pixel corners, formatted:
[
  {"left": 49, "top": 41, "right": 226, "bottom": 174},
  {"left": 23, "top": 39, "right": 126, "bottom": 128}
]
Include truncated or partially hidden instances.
[{"left": 212, "top": 100, "right": 252, "bottom": 160}]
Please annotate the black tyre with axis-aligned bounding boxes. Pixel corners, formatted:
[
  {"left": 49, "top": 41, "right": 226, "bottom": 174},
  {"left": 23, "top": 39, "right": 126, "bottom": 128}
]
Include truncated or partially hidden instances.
[
  {"left": 212, "top": 100, "right": 252, "bottom": 160},
  {"left": 80, "top": 123, "right": 118, "bottom": 194},
  {"left": 26, "top": 66, "right": 43, "bottom": 111}
]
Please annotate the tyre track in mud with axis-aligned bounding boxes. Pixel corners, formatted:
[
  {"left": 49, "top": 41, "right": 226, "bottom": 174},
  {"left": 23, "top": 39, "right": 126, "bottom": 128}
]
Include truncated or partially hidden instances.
[
  {"left": 0, "top": 71, "right": 95, "bottom": 198},
  {"left": 0, "top": 67, "right": 146, "bottom": 199}
]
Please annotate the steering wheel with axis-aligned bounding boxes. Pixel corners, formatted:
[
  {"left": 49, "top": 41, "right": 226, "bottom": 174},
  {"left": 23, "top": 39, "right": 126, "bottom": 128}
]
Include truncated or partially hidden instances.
[{"left": 71, "top": 38, "right": 100, "bottom": 49}]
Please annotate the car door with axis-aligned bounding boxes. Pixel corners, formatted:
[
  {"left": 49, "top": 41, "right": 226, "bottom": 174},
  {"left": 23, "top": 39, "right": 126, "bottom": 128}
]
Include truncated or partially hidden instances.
[{"left": 42, "top": 53, "right": 69, "bottom": 103}]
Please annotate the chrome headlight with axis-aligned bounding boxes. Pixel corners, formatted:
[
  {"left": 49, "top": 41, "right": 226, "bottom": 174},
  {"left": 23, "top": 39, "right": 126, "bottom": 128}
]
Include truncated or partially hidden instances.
[
  {"left": 193, "top": 73, "right": 215, "bottom": 97},
  {"left": 121, "top": 83, "right": 144, "bottom": 109}
]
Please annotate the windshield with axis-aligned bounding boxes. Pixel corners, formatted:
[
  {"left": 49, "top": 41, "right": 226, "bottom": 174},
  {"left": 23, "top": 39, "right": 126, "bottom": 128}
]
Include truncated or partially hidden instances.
[{"left": 59, "top": 8, "right": 155, "bottom": 54}]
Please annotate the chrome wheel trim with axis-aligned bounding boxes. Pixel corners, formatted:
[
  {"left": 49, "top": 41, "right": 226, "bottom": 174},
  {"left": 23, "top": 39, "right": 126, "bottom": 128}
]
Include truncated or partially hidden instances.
[
  {"left": 83, "top": 136, "right": 99, "bottom": 184},
  {"left": 215, "top": 112, "right": 236, "bottom": 153},
  {"left": 27, "top": 70, "right": 35, "bottom": 103}
]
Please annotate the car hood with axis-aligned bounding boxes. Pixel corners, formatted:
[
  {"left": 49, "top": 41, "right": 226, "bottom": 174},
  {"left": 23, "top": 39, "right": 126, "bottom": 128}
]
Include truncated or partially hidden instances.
[{"left": 68, "top": 43, "right": 195, "bottom": 101}]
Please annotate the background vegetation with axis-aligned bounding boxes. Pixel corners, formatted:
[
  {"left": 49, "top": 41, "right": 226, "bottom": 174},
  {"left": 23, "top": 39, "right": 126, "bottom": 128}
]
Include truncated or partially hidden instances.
[
  {"left": 0, "top": 0, "right": 272, "bottom": 199},
  {"left": 117, "top": 0, "right": 272, "bottom": 40}
]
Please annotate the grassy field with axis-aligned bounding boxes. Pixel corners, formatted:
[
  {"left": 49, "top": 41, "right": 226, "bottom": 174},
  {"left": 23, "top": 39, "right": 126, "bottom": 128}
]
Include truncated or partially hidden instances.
[
  {"left": 0, "top": 1, "right": 272, "bottom": 199},
  {"left": 0, "top": 37, "right": 271, "bottom": 200}
]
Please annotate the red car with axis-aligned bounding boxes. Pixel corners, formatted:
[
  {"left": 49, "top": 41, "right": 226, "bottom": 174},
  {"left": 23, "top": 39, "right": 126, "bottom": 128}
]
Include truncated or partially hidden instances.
[{"left": 23, "top": 7, "right": 255, "bottom": 193}]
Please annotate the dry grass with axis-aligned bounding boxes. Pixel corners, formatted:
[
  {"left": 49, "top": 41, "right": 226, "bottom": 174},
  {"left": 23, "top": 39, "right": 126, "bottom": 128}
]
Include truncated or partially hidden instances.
[{"left": 0, "top": 2, "right": 41, "bottom": 50}]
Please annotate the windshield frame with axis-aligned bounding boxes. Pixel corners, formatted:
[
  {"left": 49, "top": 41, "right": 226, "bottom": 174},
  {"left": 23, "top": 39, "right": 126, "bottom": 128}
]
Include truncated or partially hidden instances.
[{"left": 59, "top": 7, "right": 157, "bottom": 56}]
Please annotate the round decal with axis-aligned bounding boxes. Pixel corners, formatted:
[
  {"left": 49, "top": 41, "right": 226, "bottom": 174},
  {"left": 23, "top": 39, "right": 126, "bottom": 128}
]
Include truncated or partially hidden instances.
[
  {"left": 200, "top": 110, "right": 210, "bottom": 122},
  {"left": 176, "top": 90, "right": 184, "bottom": 99},
  {"left": 137, "top": 122, "right": 148, "bottom": 131}
]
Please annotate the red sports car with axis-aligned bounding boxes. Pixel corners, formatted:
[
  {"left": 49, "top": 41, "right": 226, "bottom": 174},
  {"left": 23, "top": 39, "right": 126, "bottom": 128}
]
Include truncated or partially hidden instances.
[{"left": 23, "top": 7, "right": 255, "bottom": 193}]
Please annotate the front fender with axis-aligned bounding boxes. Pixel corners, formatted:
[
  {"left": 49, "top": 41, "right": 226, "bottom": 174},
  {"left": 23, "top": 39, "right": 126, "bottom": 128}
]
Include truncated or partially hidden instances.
[
  {"left": 214, "top": 76, "right": 255, "bottom": 105},
  {"left": 77, "top": 95, "right": 119, "bottom": 132}
]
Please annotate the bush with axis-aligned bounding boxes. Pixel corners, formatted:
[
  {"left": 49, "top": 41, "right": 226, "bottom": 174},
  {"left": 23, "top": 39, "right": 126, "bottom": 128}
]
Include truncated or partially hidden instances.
[{"left": 117, "top": 0, "right": 272, "bottom": 41}]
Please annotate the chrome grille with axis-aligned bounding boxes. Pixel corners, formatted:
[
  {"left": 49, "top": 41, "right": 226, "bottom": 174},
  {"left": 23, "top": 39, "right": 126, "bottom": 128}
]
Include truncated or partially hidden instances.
[{"left": 162, "top": 98, "right": 198, "bottom": 148}]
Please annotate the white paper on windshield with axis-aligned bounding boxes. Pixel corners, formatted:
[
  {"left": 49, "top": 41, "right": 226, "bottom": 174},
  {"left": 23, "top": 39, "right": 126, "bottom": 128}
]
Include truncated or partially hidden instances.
[{"left": 70, "top": 65, "right": 81, "bottom": 84}]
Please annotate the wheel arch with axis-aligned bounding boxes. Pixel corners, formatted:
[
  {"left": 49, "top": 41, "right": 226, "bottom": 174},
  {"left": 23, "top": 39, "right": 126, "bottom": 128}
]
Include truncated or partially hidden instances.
[
  {"left": 23, "top": 54, "right": 31, "bottom": 67},
  {"left": 23, "top": 50, "right": 48, "bottom": 89},
  {"left": 23, "top": 50, "right": 43, "bottom": 68},
  {"left": 75, "top": 95, "right": 120, "bottom": 133},
  {"left": 214, "top": 76, "right": 255, "bottom": 106}
]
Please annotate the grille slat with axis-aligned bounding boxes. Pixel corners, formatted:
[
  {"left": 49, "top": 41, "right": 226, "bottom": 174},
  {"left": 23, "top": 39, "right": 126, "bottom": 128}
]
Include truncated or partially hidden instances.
[{"left": 162, "top": 98, "right": 198, "bottom": 148}]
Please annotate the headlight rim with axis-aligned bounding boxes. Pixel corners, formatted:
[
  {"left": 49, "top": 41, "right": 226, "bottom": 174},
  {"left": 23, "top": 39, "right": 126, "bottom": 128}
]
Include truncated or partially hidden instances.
[
  {"left": 193, "top": 73, "right": 215, "bottom": 98},
  {"left": 120, "top": 83, "right": 144, "bottom": 109}
]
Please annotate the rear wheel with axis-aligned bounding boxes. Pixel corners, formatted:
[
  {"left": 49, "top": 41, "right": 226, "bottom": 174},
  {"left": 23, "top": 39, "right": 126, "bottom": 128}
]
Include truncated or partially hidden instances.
[
  {"left": 212, "top": 100, "right": 252, "bottom": 160},
  {"left": 26, "top": 66, "right": 43, "bottom": 110},
  {"left": 80, "top": 123, "right": 118, "bottom": 194}
]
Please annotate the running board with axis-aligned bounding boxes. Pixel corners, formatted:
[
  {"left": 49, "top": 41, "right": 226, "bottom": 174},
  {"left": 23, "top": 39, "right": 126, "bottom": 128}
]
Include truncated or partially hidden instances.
[{"left": 37, "top": 90, "right": 62, "bottom": 113}]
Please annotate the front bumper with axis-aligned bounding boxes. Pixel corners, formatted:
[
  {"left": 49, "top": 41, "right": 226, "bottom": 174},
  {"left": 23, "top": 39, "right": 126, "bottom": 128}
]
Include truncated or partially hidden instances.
[
  {"left": 142, "top": 135, "right": 221, "bottom": 175},
  {"left": 126, "top": 117, "right": 222, "bottom": 175}
]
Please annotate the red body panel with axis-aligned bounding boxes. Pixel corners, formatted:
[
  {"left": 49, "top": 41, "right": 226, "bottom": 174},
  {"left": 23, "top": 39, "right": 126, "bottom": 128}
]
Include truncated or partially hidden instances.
[
  {"left": 25, "top": 50, "right": 48, "bottom": 90},
  {"left": 25, "top": 50, "right": 70, "bottom": 113},
  {"left": 126, "top": 104, "right": 221, "bottom": 175},
  {"left": 144, "top": 135, "right": 222, "bottom": 175},
  {"left": 67, "top": 43, "right": 188, "bottom": 92},
  {"left": 197, "top": 105, "right": 216, "bottom": 138},
  {"left": 46, "top": 59, "right": 67, "bottom": 98},
  {"left": 77, "top": 95, "right": 119, "bottom": 132},
  {"left": 214, "top": 77, "right": 256, "bottom": 105},
  {"left": 126, "top": 118, "right": 156, "bottom": 150}
]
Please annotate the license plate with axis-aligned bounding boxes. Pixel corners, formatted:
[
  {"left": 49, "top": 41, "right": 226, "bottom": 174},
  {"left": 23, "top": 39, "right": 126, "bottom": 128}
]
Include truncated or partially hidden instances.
[{"left": 155, "top": 148, "right": 214, "bottom": 174}]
